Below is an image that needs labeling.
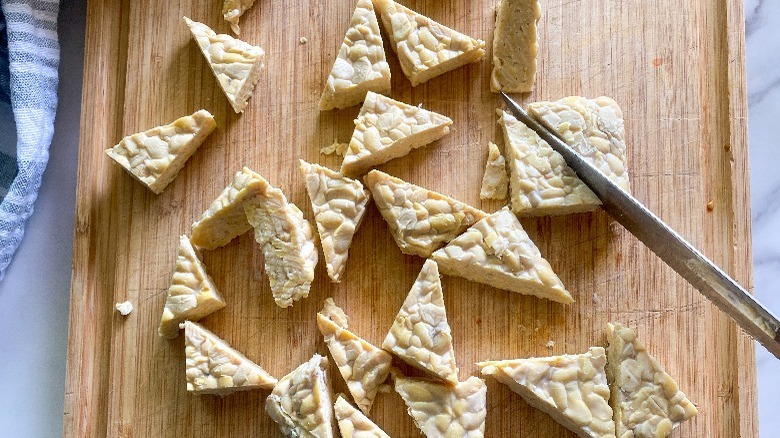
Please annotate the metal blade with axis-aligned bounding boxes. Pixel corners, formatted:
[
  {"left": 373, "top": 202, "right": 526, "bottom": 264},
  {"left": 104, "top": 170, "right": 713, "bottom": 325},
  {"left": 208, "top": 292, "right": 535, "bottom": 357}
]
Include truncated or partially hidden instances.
[{"left": 501, "top": 92, "right": 780, "bottom": 359}]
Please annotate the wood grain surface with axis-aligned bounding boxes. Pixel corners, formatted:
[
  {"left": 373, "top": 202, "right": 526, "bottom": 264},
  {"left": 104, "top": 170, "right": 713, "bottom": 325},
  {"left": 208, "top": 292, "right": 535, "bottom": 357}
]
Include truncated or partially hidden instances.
[{"left": 63, "top": 0, "right": 757, "bottom": 436}]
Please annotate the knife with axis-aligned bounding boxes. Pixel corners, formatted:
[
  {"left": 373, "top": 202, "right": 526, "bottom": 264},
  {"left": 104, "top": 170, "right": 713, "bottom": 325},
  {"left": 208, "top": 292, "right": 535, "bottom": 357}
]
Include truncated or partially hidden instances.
[{"left": 501, "top": 92, "right": 780, "bottom": 359}]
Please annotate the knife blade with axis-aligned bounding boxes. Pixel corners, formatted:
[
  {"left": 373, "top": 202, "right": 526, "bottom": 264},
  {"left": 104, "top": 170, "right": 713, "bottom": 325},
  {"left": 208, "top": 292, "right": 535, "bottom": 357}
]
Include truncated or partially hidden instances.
[{"left": 501, "top": 92, "right": 780, "bottom": 359}]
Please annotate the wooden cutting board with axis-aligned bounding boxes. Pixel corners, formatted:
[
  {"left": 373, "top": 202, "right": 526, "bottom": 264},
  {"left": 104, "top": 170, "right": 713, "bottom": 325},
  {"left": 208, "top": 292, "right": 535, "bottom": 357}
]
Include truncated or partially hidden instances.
[{"left": 63, "top": 0, "right": 757, "bottom": 436}]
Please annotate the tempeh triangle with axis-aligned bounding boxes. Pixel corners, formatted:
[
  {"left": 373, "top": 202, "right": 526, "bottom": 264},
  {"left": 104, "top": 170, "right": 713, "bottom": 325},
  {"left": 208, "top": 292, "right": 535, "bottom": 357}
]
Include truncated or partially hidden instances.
[
  {"left": 382, "top": 260, "right": 459, "bottom": 384},
  {"left": 190, "top": 167, "right": 267, "bottom": 250},
  {"left": 334, "top": 395, "right": 390, "bottom": 437},
  {"left": 364, "top": 169, "right": 486, "bottom": 258},
  {"left": 184, "top": 17, "right": 265, "bottom": 113},
  {"left": 373, "top": 0, "right": 486, "bottom": 86},
  {"left": 394, "top": 375, "right": 487, "bottom": 437},
  {"left": 266, "top": 354, "right": 336, "bottom": 437},
  {"left": 499, "top": 110, "right": 600, "bottom": 216},
  {"left": 105, "top": 110, "right": 216, "bottom": 194},
  {"left": 159, "top": 236, "right": 226, "bottom": 338},
  {"left": 319, "top": 0, "right": 391, "bottom": 110},
  {"left": 478, "top": 348, "right": 615, "bottom": 438},
  {"left": 606, "top": 322, "right": 698, "bottom": 438},
  {"left": 317, "top": 299, "right": 392, "bottom": 415},
  {"left": 300, "top": 161, "right": 370, "bottom": 283},
  {"left": 183, "top": 321, "right": 277, "bottom": 394},
  {"left": 432, "top": 207, "right": 572, "bottom": 303},
  {"left": 341, "top": 92, "right": 452, "bottom": 176}
]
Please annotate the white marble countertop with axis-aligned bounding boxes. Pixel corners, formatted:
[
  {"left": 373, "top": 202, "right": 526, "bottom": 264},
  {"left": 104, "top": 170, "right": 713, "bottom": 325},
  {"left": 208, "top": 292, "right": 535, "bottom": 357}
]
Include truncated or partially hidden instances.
[{"left": 0, "top": 0, "right": 778, "bottom": 435}]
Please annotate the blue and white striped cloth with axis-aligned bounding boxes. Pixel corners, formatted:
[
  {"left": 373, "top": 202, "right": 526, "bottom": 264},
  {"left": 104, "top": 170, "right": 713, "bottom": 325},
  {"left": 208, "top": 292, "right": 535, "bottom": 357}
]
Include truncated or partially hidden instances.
[{"left": 0, "top": 0, "right": 59, "bottom": 280}]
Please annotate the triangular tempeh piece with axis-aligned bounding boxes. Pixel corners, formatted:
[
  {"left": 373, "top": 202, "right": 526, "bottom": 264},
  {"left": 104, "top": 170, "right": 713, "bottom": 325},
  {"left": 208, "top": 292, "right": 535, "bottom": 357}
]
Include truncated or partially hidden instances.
[
  {"left": 334, "top": 395, "right": 390, "bottom": 438},
  {"left": 499, "top": 110, "right": 600, "bottom": 216},
  {"left": 184, "top": 17, "right": 265, "bottom": 113},
  {"left": 606, "top": 322, "right": 698, "bottom": 438},
  {"left": 527, "top": 96, "right": 630, "bottom": 192},
  {"left": 105, "top": 110, "right": 216, "bottom": 194},
  {"left": 373, "top": 0, "right": 486, "bottom": 86},
  {"left": 190, "top": 167, "right": 267, "bottom": 250},
  {"left": 479, "top": 141, "right": 509, "bottom": 200},
  {"left": 317, "top": 299, "right": 392, "bottom": 414},
  {"left": 340, "top": 92, "right": 452, "bottom": 176},
  {"left": 300, "top": 161, "right": 370, "bottom": 283},
  {"left": 319, "top": 0, "right": 391, "bottom": 110},
  {"left": 159, "top": 235, "right": 226, "bottom": 338},
  {"left": 243, "top": 174, "right": 318, "bottom": 308},
  {"left": 432, "top": 207, "right": 572, "bottom": 303},
  {"left": 394, "top": 375, "right": 487, "bottom": 438},
  {"left": 222, "top": 0, "right": 257, "bottom": 34},
  {"left": 478, "top": 347, "right": 615, "bottom": 438},
  {"left": 266, "top": 354, "right": 336, "bottom": 437},
  {"left": 364, "top": 169, "right": 486, "bottom": 257},
  {"left": 382, "top": 260, "right": 459, "bottom": 384},
  {"left": 183, "top": 321, "right": 277, "bottom": 394}
]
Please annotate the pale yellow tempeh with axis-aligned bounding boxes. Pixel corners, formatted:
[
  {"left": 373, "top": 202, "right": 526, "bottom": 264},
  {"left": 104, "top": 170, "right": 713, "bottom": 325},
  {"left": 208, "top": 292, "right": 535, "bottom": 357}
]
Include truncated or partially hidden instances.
[
  {"left": 364, "top": 169, "right": 486, "bottom": 257},
  {"left": 190, "top": 167, "right": 267, "bottom": 250},
  {"left": 490, "top": 0, "right": 541, "bottom": 93},
  {"left": 394, "top": 375, "right": 487, "bottom": 438},
  {"left": 606, "top": 323, "right": 698, "bottom": 438},
  {"left": 266, "top": 354, "right": 335, "bottom": 437},
  {"left": 222, "top": 0, "right": 257, "bottom": 34},
  {"left": 319, "top": 0, "right": 390, "bottom": 110},
  {"left": 479, "top": 141, "right": 509, "bottom": 200},
  {"left": 432, "top": 207, "right": 572, "bottom": 303},
  {"left": 374, "top": 0, "right": 486, "bottom": 86},
  {"left": 334, "top": 395, "right": 390, "bottom": 438},
  {"left": 105, "top": 109, "right": 215, "bottom": 194},
  {"left": 382, "top": 260, "right": 459, "bottom": 383},
  {"left": 478, "top": 348, "right": 615, "bottom": 438},
  {"left": 158, "top": 235, "right": 225, "bottom": 339},
  {"left": 243, "top": 173, "right": 318, "bottom": 308},
  {"left": 341, "top": 92, "right": 452, "bottom": 176},
  {"left": 184, "top": 17, "right": 265, "bottom": 113},
  {"left": 300, "top": 160, "right": 370, "bottom": 283},
  {"left": 317, "top": 299, "right": 392, "bottom": 414},
  {"left": 528, "top": 96, "right": 630, "bottom": 191},
  {"left": 183, "top": 321, "right": 277, "bottom": 395},
  {"left": 499, "top": 110, "right": 600, "bottom": 216}
]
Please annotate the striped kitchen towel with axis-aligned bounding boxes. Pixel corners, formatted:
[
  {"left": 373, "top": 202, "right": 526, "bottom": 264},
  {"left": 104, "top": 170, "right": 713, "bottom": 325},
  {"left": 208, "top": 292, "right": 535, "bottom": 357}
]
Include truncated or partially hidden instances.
[{"left": 0, "top": 0, "right": 59, "bottom": 280}]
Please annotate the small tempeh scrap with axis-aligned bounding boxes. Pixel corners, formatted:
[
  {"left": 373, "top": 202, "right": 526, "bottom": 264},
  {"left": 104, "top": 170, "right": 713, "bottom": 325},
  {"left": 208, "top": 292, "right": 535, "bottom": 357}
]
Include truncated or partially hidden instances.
[
  {"left": 334, "top": 395, "right": 390, "bottom": 438},
  {"left": 317, "top": 299, "right": 392, "bottom": 415},
  {"left": 319, "top": 0, "right": 391, "bottom": 110},
  {"left": 606, "top": 323, "right": 698, "bottom": 438},
  {"left": 300, "top": 160, "right": 370, "bottom": 283},
  {"left": 432, "top": 207, "right": 572, "bottom": 303},
  {"left": 183, "top": 321, "right": 277, "bottom": 395},
  {"left": 266, "top": 354, "right": 335, "bottom": 438},
  {"left": 394, "top": 375, "right": 487, "bottom": 438},
  {"left": 499, "top": 110, "right": 600, "bottom": 216},
  {"left": 528, "top": 96, "right": 630, "bottom": 192},
  {"left": 184, "top": 17, "right": 265, "bottom": 113},
  {"left": 190, "top": 167, "right": 267, "bottom": 250},
  {"left": 158, "top": 236, "right": 226, "bottom": 339},
  {"left": 243, "top": 175, "right": 318, "bottom": 308},
  {"left": 222, "top": 0, "right": 257, "bottom": 34},
  {"left": 364, "top": 169, "right": 487, "bottom": 257},
  {"left": 105, "top": 110, "right": 216, "bottom": 194},
  {"left": 490, "top": 0, "right": 541, "bottom": 93},
  {"left": 479, "top": 141, "right": 509, "bottom": 200},
  {"left": 341, "top": 92, "right": 453, "bottom": 176},
  {"left": 478, "top": 347, "right": 615, "bottom": 438},
  {"left": 373, "top": 0, "right": 486, "bottom": 86},
  {"left": 382, "top": 260, "right": 459, "bottom": 384}
]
